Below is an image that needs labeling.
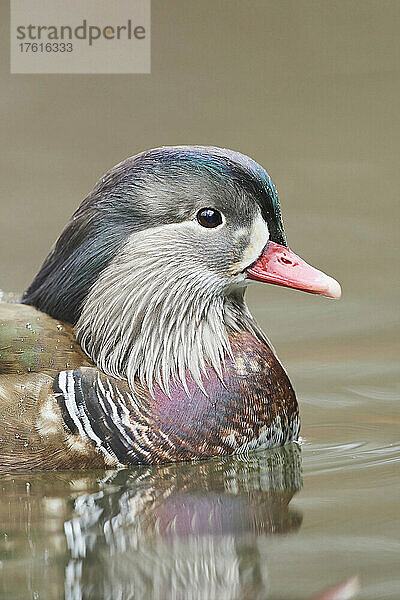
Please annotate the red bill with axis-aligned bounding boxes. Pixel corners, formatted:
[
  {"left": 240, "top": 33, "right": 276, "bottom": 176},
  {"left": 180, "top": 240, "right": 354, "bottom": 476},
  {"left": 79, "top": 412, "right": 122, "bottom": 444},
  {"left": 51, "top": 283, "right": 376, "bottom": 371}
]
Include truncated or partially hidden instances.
[{"left": 246, "top": 242, "right": 341, "bottom": 299}]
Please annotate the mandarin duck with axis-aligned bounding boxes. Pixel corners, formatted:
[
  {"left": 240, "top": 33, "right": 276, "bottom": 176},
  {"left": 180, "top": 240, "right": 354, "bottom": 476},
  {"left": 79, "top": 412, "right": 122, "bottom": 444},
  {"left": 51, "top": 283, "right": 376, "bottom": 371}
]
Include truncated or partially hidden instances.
[{"left": 0, "top": 146, "right": 341, "bottom": 470}]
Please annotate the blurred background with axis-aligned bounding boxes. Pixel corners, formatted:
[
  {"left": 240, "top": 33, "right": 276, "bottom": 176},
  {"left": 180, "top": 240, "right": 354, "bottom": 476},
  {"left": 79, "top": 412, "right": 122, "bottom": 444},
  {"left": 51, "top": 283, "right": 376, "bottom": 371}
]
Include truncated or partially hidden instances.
[{"left": 0, "top": 2, "right": 399, "bottom": 599}]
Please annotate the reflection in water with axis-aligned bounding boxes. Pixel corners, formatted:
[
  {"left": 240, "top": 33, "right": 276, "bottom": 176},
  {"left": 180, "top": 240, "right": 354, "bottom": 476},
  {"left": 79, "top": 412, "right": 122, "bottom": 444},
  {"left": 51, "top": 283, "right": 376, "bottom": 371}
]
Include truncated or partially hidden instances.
[
  {"left": 0, "top": 444, "right": 303, "bottom": 599},
  {"left": 62, "top": 444, "right": 302, "bottom": 599}
]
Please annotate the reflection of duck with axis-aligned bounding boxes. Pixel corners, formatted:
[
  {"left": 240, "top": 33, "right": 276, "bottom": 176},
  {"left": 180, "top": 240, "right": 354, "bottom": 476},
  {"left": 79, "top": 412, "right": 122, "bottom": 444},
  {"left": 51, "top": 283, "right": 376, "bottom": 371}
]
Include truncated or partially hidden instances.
[
  {"left": 80, "top": 444, "right": 302, "bottom": 541},
  {"left": 62, "top": 444, "right": 302, "bottom": 600},
  {"left": 0, "top": 147, "right": 341, "bottom": 469},
  {"left": 1, "top": 445, "right": 359, "bottom": 600},
  {"left": 0, "top": 446, "right": 301, "bottom": 598}
]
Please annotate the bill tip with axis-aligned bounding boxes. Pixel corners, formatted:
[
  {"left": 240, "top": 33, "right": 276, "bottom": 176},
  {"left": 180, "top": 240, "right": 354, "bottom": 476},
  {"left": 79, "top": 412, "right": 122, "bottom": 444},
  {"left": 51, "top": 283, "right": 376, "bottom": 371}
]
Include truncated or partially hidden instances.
[{"left": 324, "top": 276, "right": 342, "bottom": 299}]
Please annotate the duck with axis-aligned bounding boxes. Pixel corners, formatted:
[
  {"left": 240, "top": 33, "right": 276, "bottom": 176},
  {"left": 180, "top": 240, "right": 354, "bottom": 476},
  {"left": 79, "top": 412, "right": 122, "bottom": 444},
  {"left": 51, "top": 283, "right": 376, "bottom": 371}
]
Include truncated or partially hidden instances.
[{"left": 0, "top": 146, "right": 341, "bottom": 471}]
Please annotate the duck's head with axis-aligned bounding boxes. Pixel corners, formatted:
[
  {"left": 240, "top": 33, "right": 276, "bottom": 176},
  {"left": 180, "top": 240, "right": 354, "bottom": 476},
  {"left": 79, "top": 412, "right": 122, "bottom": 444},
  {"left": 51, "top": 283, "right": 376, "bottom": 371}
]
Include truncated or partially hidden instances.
[{"left": 23, "top": 146, "right": 340, "bottom": 394}]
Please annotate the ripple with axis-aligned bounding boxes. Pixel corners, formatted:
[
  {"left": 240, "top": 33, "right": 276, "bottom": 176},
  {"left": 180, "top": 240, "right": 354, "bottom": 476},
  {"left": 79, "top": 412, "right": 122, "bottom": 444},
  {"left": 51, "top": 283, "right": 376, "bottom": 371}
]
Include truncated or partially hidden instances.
[
  {"left": 302, "top": 437, "right": 400, "bottom": 476},
  {"left": 345, "top": 384, "right": 400, "bottom": 402}
]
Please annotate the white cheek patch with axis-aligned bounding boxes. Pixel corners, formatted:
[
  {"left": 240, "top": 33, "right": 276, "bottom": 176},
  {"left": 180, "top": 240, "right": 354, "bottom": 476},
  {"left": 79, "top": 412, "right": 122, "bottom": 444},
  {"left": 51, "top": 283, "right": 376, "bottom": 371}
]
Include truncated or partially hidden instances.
[{"left": 235, "top": 213, "right": 269, "bottom": 272}]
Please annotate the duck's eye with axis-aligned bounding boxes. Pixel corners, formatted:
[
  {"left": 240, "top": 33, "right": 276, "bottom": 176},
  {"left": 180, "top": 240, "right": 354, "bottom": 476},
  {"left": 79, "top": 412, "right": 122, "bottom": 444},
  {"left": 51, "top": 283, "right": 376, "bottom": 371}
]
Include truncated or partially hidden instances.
[{"left": 197, "top": 208, "right": 223, "bottom": 228}]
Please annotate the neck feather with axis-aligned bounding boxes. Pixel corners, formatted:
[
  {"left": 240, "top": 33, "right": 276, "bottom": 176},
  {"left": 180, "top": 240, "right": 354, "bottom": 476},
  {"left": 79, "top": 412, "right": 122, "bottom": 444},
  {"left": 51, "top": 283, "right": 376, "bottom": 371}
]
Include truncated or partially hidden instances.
[{"left": 76, "top": 230, "right": 268, "bottom": 396}]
